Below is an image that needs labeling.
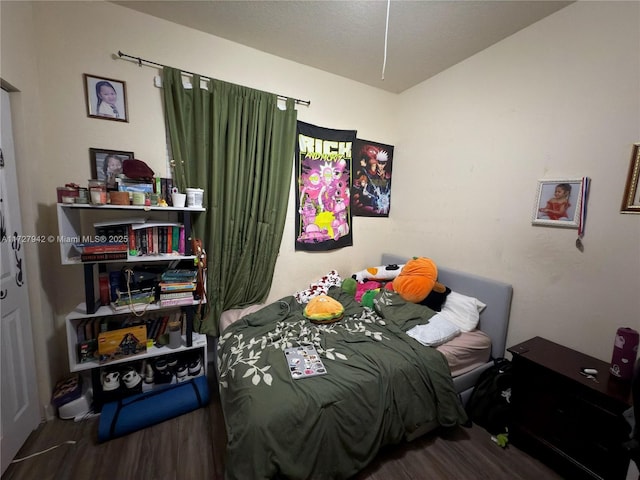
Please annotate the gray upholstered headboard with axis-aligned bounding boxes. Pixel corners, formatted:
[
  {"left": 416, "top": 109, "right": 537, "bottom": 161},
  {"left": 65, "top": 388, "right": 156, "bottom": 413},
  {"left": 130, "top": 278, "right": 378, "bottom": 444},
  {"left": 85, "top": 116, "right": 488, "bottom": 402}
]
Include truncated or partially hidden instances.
[{"left": 381, "top": 254, "right": 513, "bottom": 360}]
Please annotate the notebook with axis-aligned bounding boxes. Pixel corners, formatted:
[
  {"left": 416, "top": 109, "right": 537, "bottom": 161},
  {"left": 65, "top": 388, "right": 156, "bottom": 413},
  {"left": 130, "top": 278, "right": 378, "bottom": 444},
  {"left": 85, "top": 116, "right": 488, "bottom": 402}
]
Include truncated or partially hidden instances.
[{"left": 284, "top": 345, "right": 327, "bottom": 379}]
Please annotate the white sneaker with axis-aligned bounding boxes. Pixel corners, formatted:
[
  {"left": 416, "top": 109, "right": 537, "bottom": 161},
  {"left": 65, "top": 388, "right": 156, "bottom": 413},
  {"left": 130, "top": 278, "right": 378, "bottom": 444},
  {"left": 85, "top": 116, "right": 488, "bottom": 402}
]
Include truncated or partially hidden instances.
[
  {"left": 188, "top": 357, "right": 202, "bottom": 376},
  {"left": 122, "top": 367, "right": 142, "bottom": 389},
  {"left": 102, "top": 370, "right": 120, "bottom": 391}
]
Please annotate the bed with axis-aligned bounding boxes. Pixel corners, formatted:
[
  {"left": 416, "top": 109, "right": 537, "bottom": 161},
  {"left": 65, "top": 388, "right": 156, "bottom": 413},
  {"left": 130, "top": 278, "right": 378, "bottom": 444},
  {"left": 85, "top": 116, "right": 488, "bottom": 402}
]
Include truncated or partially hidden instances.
[{"left": 216, "top": 254, "right": 513, "bottom": 480}]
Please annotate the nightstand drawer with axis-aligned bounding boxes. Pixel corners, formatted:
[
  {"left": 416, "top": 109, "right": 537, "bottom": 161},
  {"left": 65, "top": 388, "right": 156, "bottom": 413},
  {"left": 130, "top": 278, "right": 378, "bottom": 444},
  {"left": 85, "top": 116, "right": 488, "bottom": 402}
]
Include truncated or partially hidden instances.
[{"left": 508, "top": 337, "right": 632, "bottom": 480}]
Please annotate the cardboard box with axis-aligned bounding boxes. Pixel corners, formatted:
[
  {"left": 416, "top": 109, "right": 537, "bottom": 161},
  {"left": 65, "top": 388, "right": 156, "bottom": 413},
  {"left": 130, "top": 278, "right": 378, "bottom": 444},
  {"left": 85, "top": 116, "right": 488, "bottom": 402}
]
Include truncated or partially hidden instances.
[
  {"left": 77, "top": 339, "right": 98, "bottom": 363},
  {"left": 98, "top": 325, "right": 147, "bottom": 363}
]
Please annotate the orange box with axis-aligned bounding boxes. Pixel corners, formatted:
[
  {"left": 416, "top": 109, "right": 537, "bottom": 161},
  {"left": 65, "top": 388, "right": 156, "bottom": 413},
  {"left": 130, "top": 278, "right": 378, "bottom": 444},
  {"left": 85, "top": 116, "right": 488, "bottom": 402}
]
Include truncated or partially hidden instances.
[{"left": 98, "top": 325, "right": 147, "bottom": 363}]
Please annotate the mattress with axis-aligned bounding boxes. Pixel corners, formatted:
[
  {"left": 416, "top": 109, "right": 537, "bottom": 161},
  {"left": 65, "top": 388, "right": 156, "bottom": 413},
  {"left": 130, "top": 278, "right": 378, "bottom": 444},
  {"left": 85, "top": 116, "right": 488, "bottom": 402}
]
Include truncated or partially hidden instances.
[{"left": 437, "top": 329, "right": 492, "bottom": 377}]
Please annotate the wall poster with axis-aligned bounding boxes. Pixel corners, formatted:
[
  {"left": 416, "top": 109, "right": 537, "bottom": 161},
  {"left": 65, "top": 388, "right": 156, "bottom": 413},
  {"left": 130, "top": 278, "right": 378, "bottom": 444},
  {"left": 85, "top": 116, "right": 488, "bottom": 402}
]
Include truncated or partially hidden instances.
[
  {"left": 351, "top": 139, "right": 394, "bottom": 217},
  {"left": 295, "top": 121, "right": 356, "bottom": 251}
]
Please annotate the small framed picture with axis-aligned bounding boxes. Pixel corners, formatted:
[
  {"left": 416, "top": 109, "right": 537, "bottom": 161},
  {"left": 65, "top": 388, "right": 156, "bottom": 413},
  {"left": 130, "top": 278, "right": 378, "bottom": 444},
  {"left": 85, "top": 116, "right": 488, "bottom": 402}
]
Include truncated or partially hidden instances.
[
  {"left": 84, "top": 74, "right": 128, "bottom": 122},
  {"left": 621, "top": 143, "right": 640, "bottom": 214},
  {"left": 90, "top": 148, "right": 134, "bottom": 190},
  {"left": 532, "top": 178, "right": 584, "bottom": 228}
]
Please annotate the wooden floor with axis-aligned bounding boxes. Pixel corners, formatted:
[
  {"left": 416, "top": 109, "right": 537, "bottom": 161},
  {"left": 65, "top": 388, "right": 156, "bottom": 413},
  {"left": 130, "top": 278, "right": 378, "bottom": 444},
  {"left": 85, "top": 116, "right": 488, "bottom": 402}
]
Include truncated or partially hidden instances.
[{"left": 3, "top": 373, "right": 564, "bottom": 480}]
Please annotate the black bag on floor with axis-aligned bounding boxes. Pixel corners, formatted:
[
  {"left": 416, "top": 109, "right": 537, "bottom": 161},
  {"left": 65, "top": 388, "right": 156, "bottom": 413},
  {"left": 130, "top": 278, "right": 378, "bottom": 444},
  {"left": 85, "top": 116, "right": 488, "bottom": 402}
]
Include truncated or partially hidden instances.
[{"left": 466, "top": 357, "right": 513, "bottom": 435}]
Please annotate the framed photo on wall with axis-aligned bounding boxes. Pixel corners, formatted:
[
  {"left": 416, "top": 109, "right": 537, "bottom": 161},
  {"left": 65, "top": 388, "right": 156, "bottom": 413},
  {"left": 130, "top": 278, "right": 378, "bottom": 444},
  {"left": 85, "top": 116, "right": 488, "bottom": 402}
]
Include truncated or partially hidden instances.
[
  {"left": 621, "top": 143, "right": 640, "bottom": 214},
  {"left": 90, "top": 148, "right": 134, "bottom": 190},
  {"left": 84, "top": 74, "right": 128, "bottom": 122},
  {"left": 532, "top": 178, "right": 584, "bottom": 228}
]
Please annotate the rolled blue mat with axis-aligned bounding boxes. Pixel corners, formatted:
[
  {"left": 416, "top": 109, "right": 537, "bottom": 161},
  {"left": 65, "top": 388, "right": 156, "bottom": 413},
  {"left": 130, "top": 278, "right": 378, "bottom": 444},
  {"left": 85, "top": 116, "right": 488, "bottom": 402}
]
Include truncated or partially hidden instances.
[{"left": 98, "top": 375, "right": 209, "bottom": 442}]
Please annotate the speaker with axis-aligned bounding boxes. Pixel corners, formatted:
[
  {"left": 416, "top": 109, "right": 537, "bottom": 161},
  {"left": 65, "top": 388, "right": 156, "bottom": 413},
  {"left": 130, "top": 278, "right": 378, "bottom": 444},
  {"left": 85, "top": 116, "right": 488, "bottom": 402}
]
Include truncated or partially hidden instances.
[{"left": 610, "top": 327, "right": 639, "bottom": 381}]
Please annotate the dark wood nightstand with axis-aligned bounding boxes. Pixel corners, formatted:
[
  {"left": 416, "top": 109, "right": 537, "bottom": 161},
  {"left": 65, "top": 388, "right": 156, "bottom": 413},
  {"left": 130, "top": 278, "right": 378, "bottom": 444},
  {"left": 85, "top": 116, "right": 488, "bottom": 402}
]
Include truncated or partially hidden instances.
[{"left": 508, "top": 336, "right": 633, "bottom": 480}]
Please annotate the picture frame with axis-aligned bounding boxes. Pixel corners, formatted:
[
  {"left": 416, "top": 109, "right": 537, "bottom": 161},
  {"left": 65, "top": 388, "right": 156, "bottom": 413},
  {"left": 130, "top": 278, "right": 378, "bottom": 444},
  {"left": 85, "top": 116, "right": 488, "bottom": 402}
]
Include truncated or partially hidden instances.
[
  {"left": 351, "top": 138, "right": 394, "bottom": 217},
  {"left": 621, "top": 143, "right": 640, "bottom": 214},
  {"left": 84, "top": 74, "right": 128, "bottom": 122},
  {"left": 532, "top": 178, "right": 584, "bottom": 228},
  {"left": 90, "top": 148, "right": 134, "bottom": 190}
]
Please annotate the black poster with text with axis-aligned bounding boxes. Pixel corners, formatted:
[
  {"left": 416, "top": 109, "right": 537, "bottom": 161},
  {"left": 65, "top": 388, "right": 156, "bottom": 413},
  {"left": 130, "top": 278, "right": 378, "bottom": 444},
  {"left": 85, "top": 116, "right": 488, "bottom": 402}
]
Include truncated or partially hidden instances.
[{"left": 294, "top": 121, "right": 356, "bottom": 251}]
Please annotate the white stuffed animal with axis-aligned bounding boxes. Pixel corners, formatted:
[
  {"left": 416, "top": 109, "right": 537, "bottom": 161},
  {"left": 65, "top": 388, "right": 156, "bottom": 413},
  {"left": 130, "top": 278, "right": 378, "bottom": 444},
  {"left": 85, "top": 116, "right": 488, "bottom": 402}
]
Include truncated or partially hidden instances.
[{"left": 352, "top": 264, "right": 404, "bottom": 283}]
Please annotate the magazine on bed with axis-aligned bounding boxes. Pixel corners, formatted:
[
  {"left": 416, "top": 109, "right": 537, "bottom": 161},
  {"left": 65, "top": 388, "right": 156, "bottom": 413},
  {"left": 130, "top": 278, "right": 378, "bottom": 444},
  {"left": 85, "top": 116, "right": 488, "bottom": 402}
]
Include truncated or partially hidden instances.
[{"left": 284, "top": 345, "right": 327, "bottom": 379}]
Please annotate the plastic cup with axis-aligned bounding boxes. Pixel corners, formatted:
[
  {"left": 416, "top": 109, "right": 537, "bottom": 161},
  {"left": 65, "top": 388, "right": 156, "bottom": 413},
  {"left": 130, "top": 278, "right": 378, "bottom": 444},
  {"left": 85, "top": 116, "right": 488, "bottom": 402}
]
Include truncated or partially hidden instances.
[{"left": 172, "top": 193, "right": 186, "bottom": 208}]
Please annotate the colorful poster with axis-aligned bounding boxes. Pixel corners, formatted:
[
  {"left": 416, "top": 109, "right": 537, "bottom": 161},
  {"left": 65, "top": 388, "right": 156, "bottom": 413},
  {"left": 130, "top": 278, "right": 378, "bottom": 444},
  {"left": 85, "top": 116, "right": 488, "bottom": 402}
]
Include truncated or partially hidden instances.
[
  {"left": 351, "top": 139, "right": 394, "bottom": 217},
  {"left": 295, "top": 121, "right": 356, "bottom": 251}
]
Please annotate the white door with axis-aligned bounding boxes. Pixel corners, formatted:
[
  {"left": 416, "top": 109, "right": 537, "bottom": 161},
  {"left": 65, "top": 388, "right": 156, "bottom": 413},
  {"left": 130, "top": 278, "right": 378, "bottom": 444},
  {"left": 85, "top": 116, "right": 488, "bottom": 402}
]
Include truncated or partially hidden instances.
[{"left": 0, "top": 88, "right": 40, "bottom": 474}]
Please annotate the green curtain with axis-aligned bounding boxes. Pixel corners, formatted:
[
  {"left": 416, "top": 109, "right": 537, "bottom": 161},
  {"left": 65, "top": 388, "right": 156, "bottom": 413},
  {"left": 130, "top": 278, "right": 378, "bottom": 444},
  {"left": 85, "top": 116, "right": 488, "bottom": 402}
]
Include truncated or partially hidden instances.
[{"left": 162, "top": 67, "right": 297, "bottom": 336}]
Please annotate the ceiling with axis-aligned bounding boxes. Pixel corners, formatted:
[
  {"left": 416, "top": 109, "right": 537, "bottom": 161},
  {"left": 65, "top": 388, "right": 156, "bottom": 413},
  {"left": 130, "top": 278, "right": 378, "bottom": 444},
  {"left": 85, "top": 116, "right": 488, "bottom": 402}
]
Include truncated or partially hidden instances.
[{"left": 114, "top": 0, "right": 573, "bottom": 94}]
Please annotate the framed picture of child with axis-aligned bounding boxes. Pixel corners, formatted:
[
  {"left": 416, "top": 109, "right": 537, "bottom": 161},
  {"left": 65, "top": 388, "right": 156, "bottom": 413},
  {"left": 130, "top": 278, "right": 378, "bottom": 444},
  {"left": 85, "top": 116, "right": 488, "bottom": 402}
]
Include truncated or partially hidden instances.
[
  {"left": 621, "top": 143, "right": 640, "bottom": 214},
  {"left": 532, "top": 178, "right": 584, "bottom": 228},
  {"left": 84, "top": 74, "right": 128, "bottom": 122},
  {"left": 90, "top": 148, "right": 134, "bottom": 190}
]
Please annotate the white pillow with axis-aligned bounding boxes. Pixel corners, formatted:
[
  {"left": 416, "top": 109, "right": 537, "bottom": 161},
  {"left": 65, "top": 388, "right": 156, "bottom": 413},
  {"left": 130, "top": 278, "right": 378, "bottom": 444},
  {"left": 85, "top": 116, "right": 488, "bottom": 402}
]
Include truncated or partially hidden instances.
[
  {"left": 406, "top": 312, "right": 461, "bottom": 347},
  {"left": 441, "top": 291, "right": 486, "bottom": 332}
]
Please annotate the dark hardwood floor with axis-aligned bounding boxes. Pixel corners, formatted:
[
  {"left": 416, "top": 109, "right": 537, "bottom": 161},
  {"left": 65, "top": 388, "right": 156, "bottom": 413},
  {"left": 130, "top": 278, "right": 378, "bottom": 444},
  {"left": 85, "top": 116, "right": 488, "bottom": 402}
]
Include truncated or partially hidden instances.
[{"left": 3, "top": 372, "right": 564, "bottom": 480}]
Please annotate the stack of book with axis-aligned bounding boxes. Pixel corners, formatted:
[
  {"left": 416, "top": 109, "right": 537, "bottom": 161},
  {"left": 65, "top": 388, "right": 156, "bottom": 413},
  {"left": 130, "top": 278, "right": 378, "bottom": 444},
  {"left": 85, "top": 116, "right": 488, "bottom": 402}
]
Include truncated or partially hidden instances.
[
  {"left": 158, "top": 269, "right": 197, "bottom": 307},
  {"left": 111, "top": 286, "right": 156, "bottom": 312},
  {"left": 73, "top": 242, "right": 129, "bottom": 262}
]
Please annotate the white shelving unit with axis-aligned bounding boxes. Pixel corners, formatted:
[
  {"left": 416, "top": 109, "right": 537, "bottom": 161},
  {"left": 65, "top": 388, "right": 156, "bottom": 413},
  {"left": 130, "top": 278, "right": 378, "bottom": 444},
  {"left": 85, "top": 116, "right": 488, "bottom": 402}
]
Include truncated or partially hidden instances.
[
  {"left": 56, "top": 202, "right": 208, "bottom": 409},
  {"left": 65, "top": 303, "right": 208, "bottom": 373},
  {"left": 56, "top": 203, "right": 205, "bottom": 265}
]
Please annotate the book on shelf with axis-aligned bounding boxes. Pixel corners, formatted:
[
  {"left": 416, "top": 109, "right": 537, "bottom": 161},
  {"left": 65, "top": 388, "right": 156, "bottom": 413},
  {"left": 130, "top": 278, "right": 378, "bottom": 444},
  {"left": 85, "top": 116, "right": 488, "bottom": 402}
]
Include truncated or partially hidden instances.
[
  {"left": 158, "top": 282, "right": 196, "bottom": 292},
  {"left": 159, "top": 297, "right": 195, "bottom": 307},
  {"left": 73, "top": 242, "right": 129, "bottom": 254},
  {"left": 110, "top": 301, "right": 154, "bottom": 313},
  {"left": 92, "top": 221, "right": 185, "bottom": 256},
  {"left": 155, "top": 177, "right": 174, "bottom": 206},
  {"left": 172, "top": 226, "right": 179, "bottom": 250},
  {"left": 130, "top": 220, "right": 182, "bottom": 230},
  {"left": 128, "top": 225, "right": 137, "bottom": 255},
  {"left": 93, "top": 218, "right": 147, "bottom": 228},
  {"left": 147, "top": 316, "right": 160, "bottom": 340},
  {"left": 155, "top": 316, "right": 169, "bottom": 341},
  {"left": 159, "top": 291, "right": 194, "bottom": 300},
  {"left": 128, "top": 224, "right": 185, "bottom": 256},
  {"left": 161, "top": 269, "right": 198, "bottom": 282},
  {"left": 81, "top": 252, "right": 128, "bottom": 262},
  {"left": 111, "top": 287, "right": 155, "bottom": 311}
]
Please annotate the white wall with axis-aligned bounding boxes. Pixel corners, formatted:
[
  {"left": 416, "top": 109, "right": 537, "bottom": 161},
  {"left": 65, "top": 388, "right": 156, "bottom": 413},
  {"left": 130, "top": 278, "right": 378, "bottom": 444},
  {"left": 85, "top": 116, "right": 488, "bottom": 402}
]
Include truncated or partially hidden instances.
[
  {"left": 1, "top": 0, "right": 638, "bottom": 416},
  {"left": 395, "top": 1, "right": 640, "bottom": 360}
]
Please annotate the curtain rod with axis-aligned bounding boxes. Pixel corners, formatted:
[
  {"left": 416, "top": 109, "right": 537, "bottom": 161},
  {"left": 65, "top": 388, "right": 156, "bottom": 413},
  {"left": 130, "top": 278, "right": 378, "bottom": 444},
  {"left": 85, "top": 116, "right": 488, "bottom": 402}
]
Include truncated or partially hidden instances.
[{"left": 117, "top": 50, "right": 311, "bottom": 107}]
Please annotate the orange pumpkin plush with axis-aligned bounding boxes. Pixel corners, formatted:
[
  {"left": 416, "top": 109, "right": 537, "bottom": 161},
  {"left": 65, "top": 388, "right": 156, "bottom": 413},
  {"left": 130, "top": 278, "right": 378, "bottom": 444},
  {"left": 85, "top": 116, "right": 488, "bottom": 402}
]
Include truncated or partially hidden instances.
[{"left": 391, "top": 257, "right": 439, "bottom": 303}]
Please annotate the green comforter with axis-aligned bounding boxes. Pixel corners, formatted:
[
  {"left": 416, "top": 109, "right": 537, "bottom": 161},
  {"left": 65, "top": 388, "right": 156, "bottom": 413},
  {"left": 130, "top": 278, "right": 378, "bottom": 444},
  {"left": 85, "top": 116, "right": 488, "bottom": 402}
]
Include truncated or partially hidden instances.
[{"left": 217, "top": 288, "right": 467, "bottom": 480}]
